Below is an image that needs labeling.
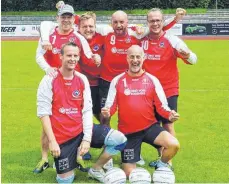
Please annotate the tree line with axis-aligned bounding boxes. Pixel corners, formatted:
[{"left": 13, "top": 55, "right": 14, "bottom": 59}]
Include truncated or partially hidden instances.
[{"left": 2, "top": 0, "right": 229, "bottom": 11}]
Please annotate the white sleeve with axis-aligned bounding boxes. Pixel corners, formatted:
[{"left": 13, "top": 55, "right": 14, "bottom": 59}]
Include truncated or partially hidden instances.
[
  {"left": 187, "top": 52, "right": 197, "bottom": 64},
  {"left": 77, "top": 73, "right": 93, "bottom": 142},
  {"left": 36, "top": 39, "right": 50, "bottom": 72},
  {"left": 127, "top": 27, "right": 149, "bottom": 39},
  {"left": 73, "top": 31, "right": 93, "bottom": 59},
  {"left": 105, "top": 73, "right": 125, "bottom": 108},
  {"left": 40, "top": 21, "right": 57, "bottom": 42},
  {"left": 165, "top": 33, "right": 197, "bottom": 64},
  {"left": 164, "top": 17, "right": 175, "bottom": 27},
  {"left": 96, "top": 24, "right": 114, "bottom": 36},
  {"left": 37, "top": 75, "right": 53, "bottom": 118}
]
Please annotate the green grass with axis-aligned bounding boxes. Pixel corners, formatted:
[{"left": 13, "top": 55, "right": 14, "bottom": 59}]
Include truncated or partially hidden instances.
[
  {"left": 1, "top": 8, "right": 207, "bottom": 16},
  {"left": 2, "top": 40, "right": 229, "bottom": 183}
]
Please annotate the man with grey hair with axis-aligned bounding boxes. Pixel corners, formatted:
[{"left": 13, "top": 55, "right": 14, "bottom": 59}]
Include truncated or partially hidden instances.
[{"left": 141, "top": 8, "right": 197, "bottom": 169}]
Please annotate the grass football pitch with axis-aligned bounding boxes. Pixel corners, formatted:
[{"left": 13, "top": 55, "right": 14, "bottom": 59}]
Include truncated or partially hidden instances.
[{"left": 2, "top": 40, "right": 229, "bottom": 183}]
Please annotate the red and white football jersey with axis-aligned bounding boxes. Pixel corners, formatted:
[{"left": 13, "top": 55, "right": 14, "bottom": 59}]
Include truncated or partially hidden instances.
[
  {"left": 80, "top": 33, "right": 105, "bottom": 86},
  {"left": 105, "top": 71, "right": 171, "bottom": 134},
  {"left": 141, "top": 32, "right": 197, "bottom": 98},
  {"left": 100, "top": 33, "right": 140, "bottom": 82},
  {"left": 45, "top": 28, "right": 83, "bottom": 71},
  {"left": 36, "top": 27, "right": 93, "bottom": 73},
  {"left": 37, "top": 71, "right": 93, "bottom": 144}
]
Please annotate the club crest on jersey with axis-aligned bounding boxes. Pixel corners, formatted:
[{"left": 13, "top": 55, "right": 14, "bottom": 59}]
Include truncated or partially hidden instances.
[
  {"left": 69, "top": 37, "right": 75, "bottom": 43},
  {"left": 124, "top": 88, "right": 131, "bottom": 96},
  {"left": 93, "top": 44, "right": 100, "bottom": 51},
  {"left": 111, "top": 47, "right": 117, "bottom": 53},
  {"left": 72, "top": 90, "right": 80, "bottom": 98},
  {"left": 159, "top": 42, "right": 165, "bottom": 48},
  {"left": 125, "top": 37, "right": 131, "bottom": 43}
]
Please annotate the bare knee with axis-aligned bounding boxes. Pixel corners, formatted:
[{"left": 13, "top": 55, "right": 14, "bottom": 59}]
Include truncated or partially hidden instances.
[{"left": 168, "top": 138, "right": 180, "bottom": 152}]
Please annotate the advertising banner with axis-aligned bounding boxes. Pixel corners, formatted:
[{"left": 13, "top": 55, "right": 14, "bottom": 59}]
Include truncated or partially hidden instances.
[
  {"left": 1, "top": 23, "right": 183, "bottom": 37},
  {"left": 1, "top": 25, "right": 40, "bottom": 36},
  {"left": 183, "top": 23, "right": 229, "bottom": 35}
]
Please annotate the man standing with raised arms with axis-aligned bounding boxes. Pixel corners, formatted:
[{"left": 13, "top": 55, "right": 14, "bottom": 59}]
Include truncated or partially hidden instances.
[{"left": 141, "top": 8, "right": 197, "bottom": 168}]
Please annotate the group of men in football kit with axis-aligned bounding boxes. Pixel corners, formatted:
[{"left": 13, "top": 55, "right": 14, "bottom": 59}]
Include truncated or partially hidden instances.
[{"left": 34, "top": 1, "right": 197, "bottom": 183}]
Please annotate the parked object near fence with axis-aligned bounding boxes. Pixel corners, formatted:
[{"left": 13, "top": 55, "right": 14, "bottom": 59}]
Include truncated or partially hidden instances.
[{"left": 183, "top": 23, "right": 229, "bottom": 35}]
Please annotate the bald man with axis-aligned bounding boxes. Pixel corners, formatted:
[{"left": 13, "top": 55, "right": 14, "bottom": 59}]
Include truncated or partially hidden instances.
[
  {"left": 99, "top": 11, "right": 140, "bottom": 124},
  {"left": 101, "top": 45, "right": 180, "bottom": 176}
]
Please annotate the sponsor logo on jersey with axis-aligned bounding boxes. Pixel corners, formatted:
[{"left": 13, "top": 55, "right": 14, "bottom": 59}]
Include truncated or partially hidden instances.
[
  {"left": 111, "top": 47, "right": 117, "bottom": 53},
  {"left": 52, "top": 48, "right": 61, "bottom": 54},
  {"left": 159, "top": 41, "right": 165, "bottom": 48},
  {"left": 69, "top": 37, "right": 75, "bottom": 42},
  {"left": 145, "top": 54, "right": 160, "bottom": 60},
  {"left": 124, "top": 88, "right": 146, "bottom": 96},
  {"left": 125, "top": 89, "right": 146, "bottom": 96},
  {"left": 59, "top": 107, "right": 66, "bottom": 114},
  {"left": 59, "top": 107, "right": 78, "bottom": 114},
  {"left": 111, "top": 47, "right": 127, "bottom": 55},
  {"left": 124, "top": 88, "right": 131, "bottom": 96},
  {"left": 72, "top": 90, "right": 80, "bottom": 98},
  {"left": 93, "top": 44, "right": 100, "bottom": 51}
]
